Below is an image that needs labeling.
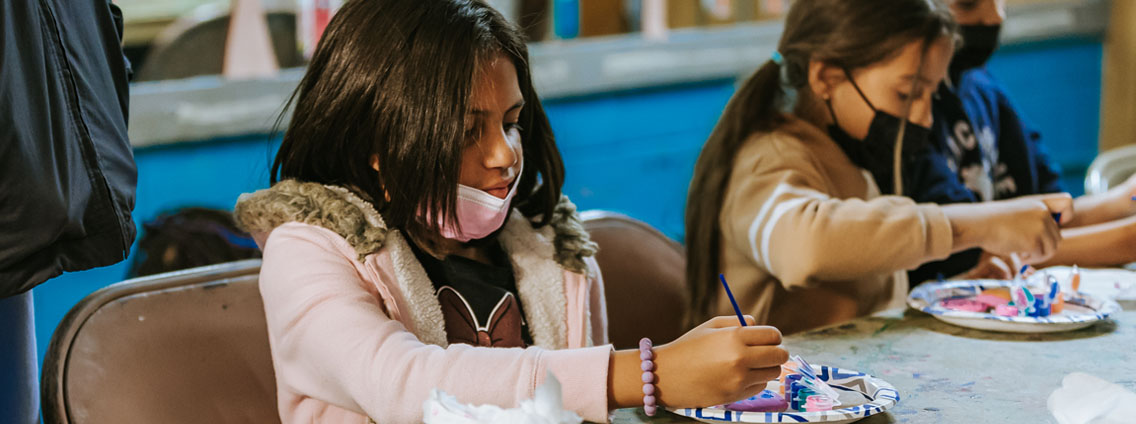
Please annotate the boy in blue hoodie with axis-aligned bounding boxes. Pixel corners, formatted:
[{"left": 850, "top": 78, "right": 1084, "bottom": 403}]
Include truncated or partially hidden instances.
[{"left": 909, "top": 0, "right": 1136, "bottom": 283}]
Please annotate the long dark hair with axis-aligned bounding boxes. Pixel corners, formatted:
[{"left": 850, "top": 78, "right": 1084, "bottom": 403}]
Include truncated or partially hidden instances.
[
  {"left": 128, "top": 207, "right": 261, "bottom": 278},
  {"left": 684, "top": 0, "right": 957, "bottom": 327},
  {"left": 271, "top": 0, "right": 563, "bottom": 238}
]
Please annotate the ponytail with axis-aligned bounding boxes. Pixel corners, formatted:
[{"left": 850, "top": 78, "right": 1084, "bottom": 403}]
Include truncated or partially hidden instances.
[{"left": 683, "top": 59, "right": 784, "bottom": 328}]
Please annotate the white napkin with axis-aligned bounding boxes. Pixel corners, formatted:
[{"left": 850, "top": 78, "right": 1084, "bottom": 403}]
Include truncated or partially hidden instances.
[
  {"left": 1049, "top": 372, "right": 1136, "bottom": 424},
  {"left": 423, "top": 372, "right": 583, "bottom": 424}
]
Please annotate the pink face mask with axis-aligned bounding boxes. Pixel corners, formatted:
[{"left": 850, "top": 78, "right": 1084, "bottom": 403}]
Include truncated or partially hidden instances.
[{"left": 432, "top": 159, "right": 523, "bottom": 242}]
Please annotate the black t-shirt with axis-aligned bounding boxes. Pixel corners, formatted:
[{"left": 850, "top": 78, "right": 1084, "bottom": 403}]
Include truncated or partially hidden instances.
[{"left": 408, "top": 239, "right": 532, "bottom": 348}]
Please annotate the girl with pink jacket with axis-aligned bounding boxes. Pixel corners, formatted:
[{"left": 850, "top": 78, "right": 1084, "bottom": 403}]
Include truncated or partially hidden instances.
[{"left": 234, "top": 1, "right": 786, "bottom": 422}]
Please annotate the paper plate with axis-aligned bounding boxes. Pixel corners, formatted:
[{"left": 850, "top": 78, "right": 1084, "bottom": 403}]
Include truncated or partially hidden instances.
[
  {"left": 907, "top": 279, "right": 1121, "bottom": 333},
  {"left": 669, "top": 366, "right": 899, "bottom": 423}
]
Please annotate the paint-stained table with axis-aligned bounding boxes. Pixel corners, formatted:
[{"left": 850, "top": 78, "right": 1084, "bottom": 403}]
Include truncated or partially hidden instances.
[{"left": 610, "top": 303, "right": 1136, "bottom": 423}]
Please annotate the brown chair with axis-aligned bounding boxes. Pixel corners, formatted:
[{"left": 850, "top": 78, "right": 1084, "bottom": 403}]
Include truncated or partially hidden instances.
[
  {"left": 42, "top": 259, "right": 280, "bottom": 424},
  {"left": 581, "top": 211, "right": 689, "bottom": 350}
]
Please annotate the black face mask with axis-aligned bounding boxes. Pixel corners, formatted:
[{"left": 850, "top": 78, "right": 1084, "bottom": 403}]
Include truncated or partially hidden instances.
[
  {"left": 950, "top": 24, "right": 1001, "bottom": 79},
  {"left": 826, "top": 70, "right": 931, "bottom": 195}
]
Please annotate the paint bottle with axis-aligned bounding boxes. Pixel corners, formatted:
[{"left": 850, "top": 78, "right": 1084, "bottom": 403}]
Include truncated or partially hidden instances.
[
  {"left": 1071, "top": 265, "right": 1082, "bottom": 292},
  {"left": 805, "top": 395, "right": 834, "bottom": 411},
  {"left": 782, "top": 374, "right": 802, "bottom": 398},
  {"left": 1032, "top": 296, "right": 1050, "bottom": 317},
  {"left": 1052, "top": 283, "right": 1066, "bottom": 314},
  {"left": 789, "top": 382, "right": 808, "bottom": 411},
  {"left": 791, "top": 384, "right": 815, "bottom": 411},
  {"left": 777, "top": 368, "right": 791, "bottom": 396}
]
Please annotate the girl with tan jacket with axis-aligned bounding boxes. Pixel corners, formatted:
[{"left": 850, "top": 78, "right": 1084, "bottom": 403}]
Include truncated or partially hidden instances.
[{"left": 685, "top": 0, "right": 1072, "bottom": 335}]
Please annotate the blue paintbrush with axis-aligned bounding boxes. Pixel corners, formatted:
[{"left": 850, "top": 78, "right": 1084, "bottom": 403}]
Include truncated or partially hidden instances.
[{"left": 719, "top": 274, "right": 747, "bottom": 327}]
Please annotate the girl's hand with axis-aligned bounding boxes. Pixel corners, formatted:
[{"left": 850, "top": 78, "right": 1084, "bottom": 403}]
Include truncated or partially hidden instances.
[
  {"left": 943, "top": 195, "right": 1068, "bottom": 264},
  {"left": 963, "top": 252, "right": 1034, "bottom": 280},
  {"left": 1108, "top": 173, "right": 1136, "bottom": 218},
  {"left": 653, "top": 316, "right": 788, "bottom": 408},
  {"left": 963, "top": 251, "right": 1016, "bottom": 280}
]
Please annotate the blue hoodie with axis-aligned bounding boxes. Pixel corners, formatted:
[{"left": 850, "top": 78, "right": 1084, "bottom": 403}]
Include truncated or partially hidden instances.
[{"left": 907, "top": 68, "right": 1063, "bottom": 284}]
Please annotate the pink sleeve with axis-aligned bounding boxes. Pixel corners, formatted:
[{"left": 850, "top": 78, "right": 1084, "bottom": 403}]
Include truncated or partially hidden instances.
[
  {"left": 586, "top": 256, "right": 609, "bottom": 346},
  {"left": 259, "top": 224, "right": 614, "bottom": 423}
]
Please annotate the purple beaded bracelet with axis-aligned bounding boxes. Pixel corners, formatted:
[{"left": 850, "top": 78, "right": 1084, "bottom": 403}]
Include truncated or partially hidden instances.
[{"left": 639, "top": 337, "right": 658, "bottom": 416}]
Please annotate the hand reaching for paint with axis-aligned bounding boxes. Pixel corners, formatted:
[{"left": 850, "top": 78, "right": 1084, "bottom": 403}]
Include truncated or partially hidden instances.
[
  {"left": 653, "top": 316, "right": 788, "bottom": 408},
  {"left": 964, "top": 252, "right": 1034, "bottom": 280},
  {"left": 942, "top": 194, "right": 1070, "bottom": 264}
]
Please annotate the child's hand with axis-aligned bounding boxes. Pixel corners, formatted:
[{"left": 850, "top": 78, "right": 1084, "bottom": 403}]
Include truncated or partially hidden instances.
[
  {"left": 1016, "top": 192, "right": 1075, "bottom": 226},
  {"left": 652, "top": 316, "right": 788, "bottom": 408},
  {"left": 963, "top": 251, "right": 1017, "bottom": 280},
  {"left": 1108, "top": 173, "right": 1136, "bottom": 217},
  {"left": 964, "top": 252, "right": 1034, "bottom": 280},
  {"left": 943, "top": 196, "right": 1065, "bottom": 264}
]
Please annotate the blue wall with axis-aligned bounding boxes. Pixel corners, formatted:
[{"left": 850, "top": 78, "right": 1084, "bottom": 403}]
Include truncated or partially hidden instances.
[
  {"left": 986, "top": 37, "right": 1102, "bottom": 194},
  {"left": 31, "top": 36, "right": 1103, "bottom": 362},
  {"left": 550, "top": 80, "right": 738, "bottom": 240}
]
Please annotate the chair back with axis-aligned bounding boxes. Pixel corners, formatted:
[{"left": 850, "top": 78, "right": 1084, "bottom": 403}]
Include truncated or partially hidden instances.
[
  {"left": 581, "top": 211, "right": 689, "bottom": 349},
  {"left": 42, "top": 260, "right": 280, "bottom": 424}
]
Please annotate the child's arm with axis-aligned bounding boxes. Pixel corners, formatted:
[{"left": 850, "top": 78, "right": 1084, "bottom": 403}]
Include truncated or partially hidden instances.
[
  {"left": 260, "top": 223, "right": 612, "bottom": 423},
  {"left": 607, "top": 316, "right": 787, "bottom": 410},
  {"left": 720, "top": 142, "right": 955, "bottom": 287},
  {"left": 1067, "top": 175, "right": 1136, "bottom": 228},
  {"left": 722, "top": 138, "right": 1063, "bottom": 288},
  {"left": 1036, "top": 214, "right": 1136, "bottom": 268}
]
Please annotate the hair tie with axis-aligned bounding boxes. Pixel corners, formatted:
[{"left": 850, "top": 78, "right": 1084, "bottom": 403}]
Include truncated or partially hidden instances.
[{"left": 771, "top": 51, "right": 784, "bottom": 66}]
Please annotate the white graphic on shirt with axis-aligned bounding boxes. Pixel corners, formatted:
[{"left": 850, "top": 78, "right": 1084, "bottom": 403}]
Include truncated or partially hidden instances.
[{"left": 946, "top": 120, "right": 1016, "bottom": 201}]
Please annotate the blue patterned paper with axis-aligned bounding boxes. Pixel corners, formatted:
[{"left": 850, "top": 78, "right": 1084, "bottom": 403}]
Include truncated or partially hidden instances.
[{"left": 671, "top": 365, "right": 899, "bottom": 423}]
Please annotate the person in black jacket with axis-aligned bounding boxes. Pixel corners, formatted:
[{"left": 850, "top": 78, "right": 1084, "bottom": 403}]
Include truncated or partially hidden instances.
[{"left": 0, "top": 0, "right": 137, "bottom": 421}]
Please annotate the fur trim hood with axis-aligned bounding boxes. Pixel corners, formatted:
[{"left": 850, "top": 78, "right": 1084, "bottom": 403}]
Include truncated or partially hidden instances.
[
  {"left": 233, "top": 180, "right": 600, "bottom": 349},
  {"left": 233, "top": 180, "right": 597, "bottom": 274}
]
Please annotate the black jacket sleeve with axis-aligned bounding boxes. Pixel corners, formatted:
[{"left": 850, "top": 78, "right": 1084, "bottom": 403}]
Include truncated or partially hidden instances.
[{"left": 0, "top": 0, "right": 137, "bottom": 297}]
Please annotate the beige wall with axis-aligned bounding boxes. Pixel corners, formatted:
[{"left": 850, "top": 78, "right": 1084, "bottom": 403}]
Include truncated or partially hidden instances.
[{"left": 1101, "top": 0, "right": 1136, "bottom": 151}]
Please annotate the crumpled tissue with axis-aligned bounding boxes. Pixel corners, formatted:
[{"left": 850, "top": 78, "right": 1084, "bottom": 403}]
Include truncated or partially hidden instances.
[
  {"left": 423, "top": 372, "right": 583, "bottom": 424},
  {"left": 1049, "top": 372, "right": 1136, "bottom": 424}
]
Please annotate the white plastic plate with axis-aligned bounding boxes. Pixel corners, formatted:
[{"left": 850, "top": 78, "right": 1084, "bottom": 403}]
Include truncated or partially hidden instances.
[
  {"left": 669, "top": 365, "right": 899, "bottom": 423},
  {"left": 907, "top": 279, "right": 1121, "bottom": 333}
]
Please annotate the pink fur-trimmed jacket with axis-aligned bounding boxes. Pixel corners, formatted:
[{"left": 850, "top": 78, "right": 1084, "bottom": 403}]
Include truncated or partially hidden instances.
[{"left": 234, "top": 181, "right": 613, "bottom": 423}]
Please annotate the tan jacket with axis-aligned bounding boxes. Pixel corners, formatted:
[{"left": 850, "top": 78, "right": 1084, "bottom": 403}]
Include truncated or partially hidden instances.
[{"left": 715, "top": 116, "right": 954, "bottom": 334}]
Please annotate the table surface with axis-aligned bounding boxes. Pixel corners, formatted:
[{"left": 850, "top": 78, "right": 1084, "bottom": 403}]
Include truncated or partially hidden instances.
[{"left": 609, "top": 301, "right": 1136, "bottom": 424}]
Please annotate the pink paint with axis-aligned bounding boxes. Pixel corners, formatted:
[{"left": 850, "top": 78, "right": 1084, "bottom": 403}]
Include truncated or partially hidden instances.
[
  {"left": 940, "top": 298, "right": 989, "bottom": 312},
  {"left": 805, "top": 395, "right": 834, "bottom": 411},
  {"left": 995, "top": 304, "right": 1019, "bottom": 317},
  {"left": 972, "top": 294, "right": 1010, "bottom": 307}
]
